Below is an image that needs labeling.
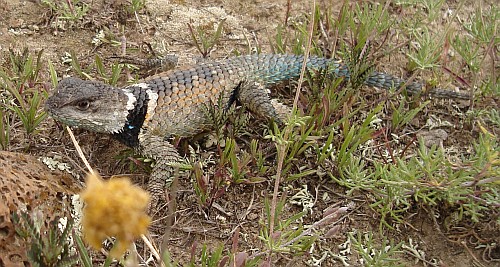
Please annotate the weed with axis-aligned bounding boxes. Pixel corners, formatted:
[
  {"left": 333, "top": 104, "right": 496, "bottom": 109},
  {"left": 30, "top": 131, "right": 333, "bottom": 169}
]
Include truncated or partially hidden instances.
[
  {"left": 67, "top": 52, "right": 124, "bottom": 86},
  {"left": 484, "top": 108, "right": 500, "bottom": 127},
  {"left": 259, "top": 197, "right": 314, "bottom": 254},
  {"left": 73, "top": 233, "right": 94, "bottom": 267},
  {"left": 249, "top": 139, "right": 269, "bottom": 175},
  {"left": 264, "top": 114, "right": 317, "bottom": 181},
  {"left": 452, "top": 35, "right": 483, "bottom": 73},
  {"left": 42, "top": 0, "right": 89, "bottom": 25},
  {"left": 406, "top": 27, "right": 444, "bottom": 71},
  {"left": 188, "top": 19, "right": 225, "bottom": 58},
  {"left": 463, "top": 5, "right": 499, "bottom": 44},
  {"left": 0, "top": 48, "right": 48, "bottom": 138},
  {"left": 390, "top": 100, "right": 429, "bottom": 132},
  {"left": 269, "top": 6, "right": 326, "bottom": 55},
  {"left": 127, "top": 0, "right": 146, "bottom": 14},
  {"left": 221, "top": 137, "right": 253, "bottom": 183},
  {"left": 329, "top": 133, "right": 499, "bottom": 230},
  {"left": 7, "top": 89, "right": 47, "bottom": 135},
  {"left": 191, "top": 159, "right": 230, "bottom": 209},
  {"left": 13, "top": 211, "right": 126, "bottom": 267},
  {"left": 189, "top": 243, "right": 225, "bottom": 267},
  {"left": 0, "top": 109, "right": 9, "bottom": 149},
  {"left": 13, "top": 212, "right": 79, "bottom": 267},
  {"left": 452, "top": 5, "right": 499, "bottom": 77},
  {"left": 352, "top": 2, "right": 393, "bottom": 40},
  {"left": 257, "top": 200, "right": 347, "bottom": 260},
  {"left": 268, "top": 24, "right": 292, "bottom": 54},
  {"left": 349, "top": 231, "right": 404, "bottom": 267}
]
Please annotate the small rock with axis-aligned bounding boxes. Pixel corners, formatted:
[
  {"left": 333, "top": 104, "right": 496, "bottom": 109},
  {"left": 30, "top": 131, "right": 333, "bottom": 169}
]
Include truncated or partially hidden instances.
[
  {"left": 416, "top": 129, "right": 448, "bottom": 147},
  {"left": 247, "top": 212, "right": 258, "bottom": 220}
]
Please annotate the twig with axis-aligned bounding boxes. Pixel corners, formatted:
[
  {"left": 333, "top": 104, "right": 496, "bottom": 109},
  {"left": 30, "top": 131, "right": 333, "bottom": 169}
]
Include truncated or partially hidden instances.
[
  {"left": 134, "top": 11, "right": 145, "bottom": 34},
  {"left": 141, "top": 234, "right": 161, "bottom": 261},
  {"left": 160, "top": 167, "right": 179, "bottom": 258},
  {"left": 267, "top": 0, "right": 316, "bottom": 263},
  {"left": 66, "top": 126, "right": 94, "bottom": 174}
]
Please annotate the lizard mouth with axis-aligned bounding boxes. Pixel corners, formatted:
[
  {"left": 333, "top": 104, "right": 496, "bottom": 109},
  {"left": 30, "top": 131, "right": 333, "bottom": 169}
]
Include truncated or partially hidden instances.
[{"left": 44, "top": 97, "right": 60, "bottom": 118}]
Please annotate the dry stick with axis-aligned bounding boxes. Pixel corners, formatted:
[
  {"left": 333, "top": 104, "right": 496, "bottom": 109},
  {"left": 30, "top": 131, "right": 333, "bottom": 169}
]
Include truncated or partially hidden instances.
[
  {"left": 141, "top": 235, "right": 161, "bottom": 261},
  {"left": 66, "top": 126, "right": 94, "bottom": 174},
  {"left": 134, "top": 11, "right": 145, "bottom": 34},
  {"left": 438, "top": 0, "right": 471, "bottom": 103},
  {"left": 267, "top": 0, "right": 316, "bottom": 262},
  {"left": 284, "top": 0, "right": 292, "bottom": 26},
  {"left": 160, "top": 167, "right": 180, "bottom": 260},
  {"left": 474, "top": 33, "right": 496, "bottom": 106},
  {"left": 65, "top": 0, "right": 74, "bottom": 14},
  {"left": 282, "top": 0, "right": 292, "bottom": 53},
  {"left": 332, "top": 0, "right": 347, "bottom": 56}
]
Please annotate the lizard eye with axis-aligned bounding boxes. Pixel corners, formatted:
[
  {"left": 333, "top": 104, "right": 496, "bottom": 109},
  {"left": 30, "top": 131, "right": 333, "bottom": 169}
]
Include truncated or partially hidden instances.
[{"left": 76, "top": 100, "right": 90, "bottom": 110}]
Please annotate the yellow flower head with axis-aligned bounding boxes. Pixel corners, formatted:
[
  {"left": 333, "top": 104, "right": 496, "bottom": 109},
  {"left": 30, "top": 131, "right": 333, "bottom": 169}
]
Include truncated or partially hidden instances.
[{"left": 81, "top": 173, "right": 151, "bottom": 258}]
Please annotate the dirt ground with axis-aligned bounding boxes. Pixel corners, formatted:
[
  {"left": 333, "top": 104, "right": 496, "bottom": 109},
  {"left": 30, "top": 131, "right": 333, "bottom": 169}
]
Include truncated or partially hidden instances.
[{"left": 0, "top": 0, "right": 498, "bottom": 266}]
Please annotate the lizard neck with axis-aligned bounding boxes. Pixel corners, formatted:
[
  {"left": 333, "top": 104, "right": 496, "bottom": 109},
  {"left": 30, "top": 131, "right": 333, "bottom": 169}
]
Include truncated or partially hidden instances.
[{"left": 113, "top": 85, "right": 149, "bottom": 147}]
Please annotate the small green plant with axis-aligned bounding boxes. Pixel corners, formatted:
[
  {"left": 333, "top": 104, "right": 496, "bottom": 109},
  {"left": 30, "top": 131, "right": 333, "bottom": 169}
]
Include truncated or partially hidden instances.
[
  {"left": 451, "top": 34, "right": 482, "bottom": 73},
  {"left": 303, "top": 67, "right": 351, "bottom": 127},
  {"left": 7, "top": 89, "right": 47, "bottom": 135},
  {"left": 258, "top": 200, "right": 347, "bottom": 258},
  {"left": 268, "top": 24, "right": 292, "bottom": 54},
  {"left": 0, "top": 48, "right": 48, "bottom": 137},
  {"left": 127, "top": 0, "right": 146, "bottom": 14},
  {"left": 451, "top": 5, "right": 498, "bottom": 78},
  {"left": 202, "top": 93, "right": 231, "bottom": 143},
  {"left": 73, "top": 233, "right": 94, "bottom": 267},
  {"left": 484, "top": 108, "right": 500, "bottom": 127},
  {"left": 269, "top": 6, "right": 326, "bottom": 55},
  {"left": 42, "top": 0, "right": 89, "bottom": 23},
  {"left": 462, "top": 5, "right": 498, "bottom": 44},
  {"left": 191, "top": 161, "right": 209, "bottom": 208},
  {"left": 349, "top": 231, "right": 404, "bottom": 266},
  {"left": 13, "top": 212, "right": 79, "bottom": 267},
  {"left": 264, "top": 114, "right": 318, "bottom": 181},
  {"left": 352, "top": 2, "right": 393, "bottom": 40},
  {"left": 68, "top": 52, "right": 123, "bottom": 86},
  {"left": 342, "top": 42, "right": 376, "bottom": 91},
  {"left": 94, "top": 54, "right": 123, "bottom": 86},
  {"left": 191, "top": 141, "right": 228, "bottom": 209},
  {"left": 13, "top": 210, "right": 127, "bottom": 267},
  {"left": 284, "top": 23, "right": 319, "bottom": 56},
  {"left": 188, "top": 19, "right": 225, "bottom": 58},
  {"left": 249, "top": 139, "right": 269, "bottom": 175},
  {"left": 331, "top": 131, "right": 499, "bottom": 230},
  {"left": 395, "top": 0, "right": 446, "bottom": 22},
  {"left": 188, "top": 243, "right": 226, "bottom": 267},
  {"left": 406, "top": 27, "right": 444, "bottom": 71},
  {"left": 0, "top": 108, "right": 10, "bottom": 150},
  {"left": 390, "top": 100, "right": 429, "bottom": 132},
  {"left": 336, "top": 103, "right": 383, "bottom": 171},
  {"left": 259, "top": 197, "right": 314, "bottom": 255},
  {"left": 221, "top": 137, "right": 255, "bottom": 183}
]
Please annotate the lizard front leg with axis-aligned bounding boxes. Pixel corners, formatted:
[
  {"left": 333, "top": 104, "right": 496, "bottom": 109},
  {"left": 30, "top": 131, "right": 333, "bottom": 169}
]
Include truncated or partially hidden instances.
[{"left": 137, "top": 134, "right": 181, "bottom": 213}]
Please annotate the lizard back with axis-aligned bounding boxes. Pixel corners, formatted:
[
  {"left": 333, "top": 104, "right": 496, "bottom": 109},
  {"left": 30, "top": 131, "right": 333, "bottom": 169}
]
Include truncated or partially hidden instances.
[{"left": 123, "top": 54, "right": 335, "bottom": 139}]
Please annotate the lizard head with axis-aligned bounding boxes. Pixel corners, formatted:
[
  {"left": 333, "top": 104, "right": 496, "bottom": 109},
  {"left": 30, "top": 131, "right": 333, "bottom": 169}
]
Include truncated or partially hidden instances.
[{"left": 46, "top": 77, "right": 135, "bottom": 134}]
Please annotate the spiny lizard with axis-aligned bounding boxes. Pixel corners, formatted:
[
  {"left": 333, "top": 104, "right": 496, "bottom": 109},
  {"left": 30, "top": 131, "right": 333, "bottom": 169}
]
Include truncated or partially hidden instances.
[{"left": 45, "top": 54, "right": 469, "bottom": 210}]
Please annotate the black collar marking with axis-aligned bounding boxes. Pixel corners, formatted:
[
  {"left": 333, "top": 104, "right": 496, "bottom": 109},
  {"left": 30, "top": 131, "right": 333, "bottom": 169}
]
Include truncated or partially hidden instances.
[{"left": 113, "top": 88, "right": 148, "bottom": 148}]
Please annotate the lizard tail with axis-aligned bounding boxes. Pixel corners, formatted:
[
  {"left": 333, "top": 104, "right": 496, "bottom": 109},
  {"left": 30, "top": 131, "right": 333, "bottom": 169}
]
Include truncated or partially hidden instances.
[{"left": 231, "top": 54, "right": 469, "bottom": 99}]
